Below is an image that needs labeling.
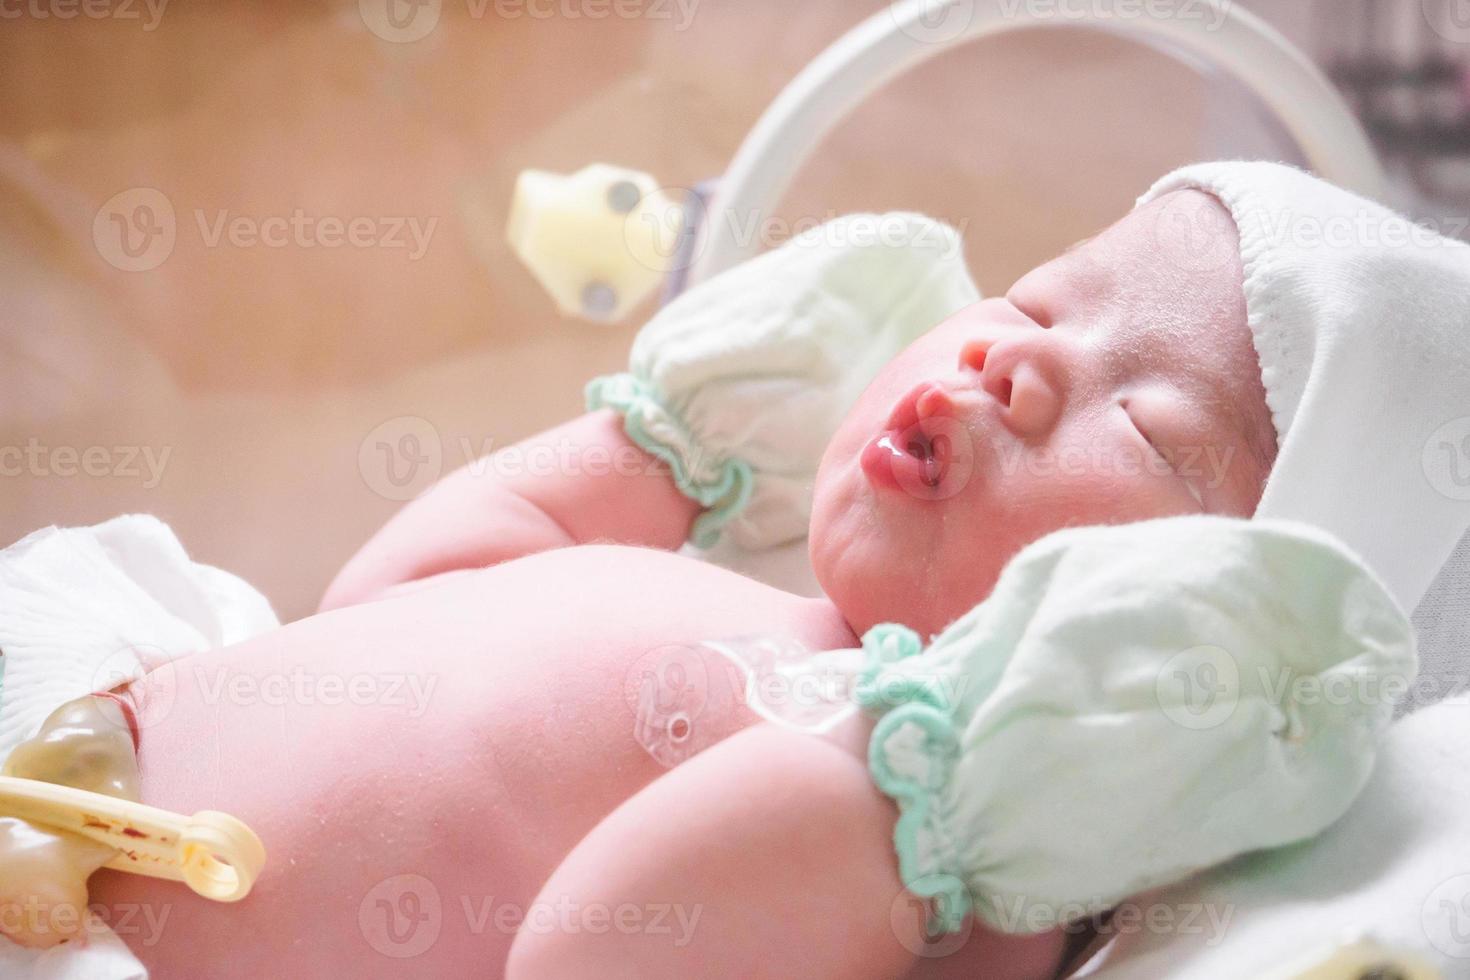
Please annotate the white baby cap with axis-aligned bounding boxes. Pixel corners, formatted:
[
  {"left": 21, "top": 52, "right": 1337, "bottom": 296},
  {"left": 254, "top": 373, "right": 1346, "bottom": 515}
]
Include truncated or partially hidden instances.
[{"left": 1136, "top": 161, "right": 1470, "bottom": 616}]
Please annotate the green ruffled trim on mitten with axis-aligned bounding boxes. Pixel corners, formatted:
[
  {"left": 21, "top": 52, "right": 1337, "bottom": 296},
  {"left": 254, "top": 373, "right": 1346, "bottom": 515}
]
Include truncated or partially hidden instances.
[
  {"left": 585, "top": 373, "right": 753, "bottom": 549},
  {"left": 856, "top": 623, "right": 970, "bottom": 935}
]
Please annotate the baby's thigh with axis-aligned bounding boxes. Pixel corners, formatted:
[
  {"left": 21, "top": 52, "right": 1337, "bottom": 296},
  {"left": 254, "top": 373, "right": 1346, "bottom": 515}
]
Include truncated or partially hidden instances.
[{"left": 87, "top": 645, "right": 540, "bottom": 977}]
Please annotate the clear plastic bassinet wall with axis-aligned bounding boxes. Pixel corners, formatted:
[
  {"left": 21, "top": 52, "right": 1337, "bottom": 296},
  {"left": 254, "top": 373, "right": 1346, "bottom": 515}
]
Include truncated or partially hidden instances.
[{"left": 0, "top": 0, "right": 1462, "bottom": 620}]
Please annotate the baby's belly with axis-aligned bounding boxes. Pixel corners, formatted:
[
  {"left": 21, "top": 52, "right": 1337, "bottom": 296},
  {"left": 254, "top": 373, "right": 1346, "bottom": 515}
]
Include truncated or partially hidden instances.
[{"left": 87, "top": 545, "right": 853, "bottom": 979}]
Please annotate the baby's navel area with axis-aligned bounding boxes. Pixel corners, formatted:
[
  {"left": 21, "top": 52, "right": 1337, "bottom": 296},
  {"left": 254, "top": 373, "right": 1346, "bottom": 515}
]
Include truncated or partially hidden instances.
[{"left": 87, "top": 545, "right": 854, "bottom": 979}]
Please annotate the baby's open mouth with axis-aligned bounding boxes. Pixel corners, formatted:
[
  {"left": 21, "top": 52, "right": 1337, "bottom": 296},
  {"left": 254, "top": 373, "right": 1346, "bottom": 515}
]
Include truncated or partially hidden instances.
[
  {"left": 901, "top": 430, "right": 945, "bottom": 488},
  {"left": 863, "top": 425, "right": 955, "bottom": 494},
  {"left": 860, "top": 381, "right": 973, "bottom": 499}
]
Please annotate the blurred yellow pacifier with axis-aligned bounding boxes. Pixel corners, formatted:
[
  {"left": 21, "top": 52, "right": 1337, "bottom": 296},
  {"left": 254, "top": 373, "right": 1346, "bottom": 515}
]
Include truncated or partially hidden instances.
[{"left": 507, "top": 162, "right": 689, "bottom": 323}]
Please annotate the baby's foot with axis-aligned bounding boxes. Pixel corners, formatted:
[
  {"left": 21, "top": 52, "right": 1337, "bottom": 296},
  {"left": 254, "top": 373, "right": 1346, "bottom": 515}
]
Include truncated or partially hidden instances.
[{"left": 0, "top": 697, "right": 142, "bottom": 949}]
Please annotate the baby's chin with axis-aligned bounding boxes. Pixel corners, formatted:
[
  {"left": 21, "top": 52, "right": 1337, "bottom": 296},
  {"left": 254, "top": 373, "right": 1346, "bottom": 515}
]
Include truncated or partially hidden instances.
[
  {"left": 811, "top": 472, "right": 892, "bottom": 634},
  {"left": 810, "top": 477, "right": 992, "bottom": 639},
  {"left": 818, "top": 554, "right": 992, "bottom": 640}
]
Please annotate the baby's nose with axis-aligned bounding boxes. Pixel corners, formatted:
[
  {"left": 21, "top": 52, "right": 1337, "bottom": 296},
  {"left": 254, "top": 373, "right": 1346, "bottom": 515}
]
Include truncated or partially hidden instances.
[{"left": 959, "top": 336, "right": 1065, "bottom": 438}]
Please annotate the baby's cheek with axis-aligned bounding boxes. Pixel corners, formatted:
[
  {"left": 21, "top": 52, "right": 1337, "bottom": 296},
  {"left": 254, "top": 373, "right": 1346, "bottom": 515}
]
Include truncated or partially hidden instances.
[{"left": 1068, "top": 459, "right": 1198, "bottom": 526}]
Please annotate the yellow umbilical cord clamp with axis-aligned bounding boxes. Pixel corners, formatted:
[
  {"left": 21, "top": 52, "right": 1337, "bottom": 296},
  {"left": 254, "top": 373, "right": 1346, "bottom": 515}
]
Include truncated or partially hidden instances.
[{"left": 0, "top": 775, "right": 266, "bottom": 902}]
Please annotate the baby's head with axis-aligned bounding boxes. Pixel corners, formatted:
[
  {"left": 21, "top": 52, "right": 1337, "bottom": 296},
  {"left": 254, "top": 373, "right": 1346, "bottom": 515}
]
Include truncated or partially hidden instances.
[{"left": 812, "top": 188, "right": 1278, "bottom": 636}]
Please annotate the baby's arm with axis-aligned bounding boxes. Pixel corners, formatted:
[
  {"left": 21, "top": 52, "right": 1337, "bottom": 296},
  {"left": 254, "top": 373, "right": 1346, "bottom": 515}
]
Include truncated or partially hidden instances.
[
  {"left": 505, "top": 720, "right": 1064, "bottom": 980},
  {"left": 321, "top": 410, "right": 699, "bottom": 610}
]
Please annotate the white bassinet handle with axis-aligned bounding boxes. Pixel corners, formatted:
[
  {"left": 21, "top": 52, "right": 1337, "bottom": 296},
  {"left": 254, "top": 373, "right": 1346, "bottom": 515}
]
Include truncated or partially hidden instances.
[{"left": 689, "top": 0, "right": 1382, "bottom": 283}]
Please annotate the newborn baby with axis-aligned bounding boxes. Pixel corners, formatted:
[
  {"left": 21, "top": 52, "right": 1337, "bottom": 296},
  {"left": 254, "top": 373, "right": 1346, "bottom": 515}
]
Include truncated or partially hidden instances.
[
  {"left": 85, "top": 186, "right": 1265, "bottom": 980},
  {"left": 6, "top": 161, "right": 1455, "bottom": 979}
]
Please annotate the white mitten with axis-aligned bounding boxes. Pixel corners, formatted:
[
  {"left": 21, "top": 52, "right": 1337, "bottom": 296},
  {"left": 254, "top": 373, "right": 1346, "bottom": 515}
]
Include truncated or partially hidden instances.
[{"left": 587, "top": 212, "right": 980, "bottom": 549}]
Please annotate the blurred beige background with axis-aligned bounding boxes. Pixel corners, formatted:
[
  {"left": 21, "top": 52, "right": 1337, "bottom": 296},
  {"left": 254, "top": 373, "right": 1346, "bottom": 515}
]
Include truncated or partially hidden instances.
[{"left": 0, "top": 0, "right": 1302, "bottom": 620}]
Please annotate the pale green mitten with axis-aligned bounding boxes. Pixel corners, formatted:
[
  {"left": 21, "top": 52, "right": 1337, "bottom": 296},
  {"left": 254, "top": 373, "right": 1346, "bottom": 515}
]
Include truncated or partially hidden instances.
[
  {"left": 587, "top": 212, "right": 980, "bottom": 549},
  {"left": 855, "top": 515, "right": 1416, "bottom": 934}
]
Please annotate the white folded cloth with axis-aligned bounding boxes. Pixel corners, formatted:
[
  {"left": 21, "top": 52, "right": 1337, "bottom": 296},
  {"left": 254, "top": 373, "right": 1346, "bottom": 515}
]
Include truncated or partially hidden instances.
[{"left": 1078, "top": 694, "right": 1470, "bottom": 977}]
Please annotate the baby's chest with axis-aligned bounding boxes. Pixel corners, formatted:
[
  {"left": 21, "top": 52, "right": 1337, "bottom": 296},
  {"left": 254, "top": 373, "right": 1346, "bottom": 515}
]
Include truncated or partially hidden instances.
[
  {"left": 450, "top": 544, "right": 846, "bottom": 666},
  {"left": 422, "top": 544, "right": 849, "bottom": 801}
]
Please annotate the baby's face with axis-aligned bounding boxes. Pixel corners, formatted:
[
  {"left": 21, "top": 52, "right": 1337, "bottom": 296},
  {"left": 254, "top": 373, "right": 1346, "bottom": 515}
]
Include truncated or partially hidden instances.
[{"left": 811, "top": 190, "right": 1277, "bottom": 637}]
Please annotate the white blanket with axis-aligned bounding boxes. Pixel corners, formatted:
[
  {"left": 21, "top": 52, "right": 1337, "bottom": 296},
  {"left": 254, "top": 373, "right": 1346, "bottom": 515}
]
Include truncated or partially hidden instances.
[{"left": 1080, "top": 696, "right": 1470, "bottom": 977}]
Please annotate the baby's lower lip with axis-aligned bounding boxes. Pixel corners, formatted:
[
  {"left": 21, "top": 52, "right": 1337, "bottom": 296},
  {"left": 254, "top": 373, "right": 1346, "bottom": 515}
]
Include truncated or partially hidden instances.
[{"left": 860, "top": 432, "right": 908, "bottom": 491}]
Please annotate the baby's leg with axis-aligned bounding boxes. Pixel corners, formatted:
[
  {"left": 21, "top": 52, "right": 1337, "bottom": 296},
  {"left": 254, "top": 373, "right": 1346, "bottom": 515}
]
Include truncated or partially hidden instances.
[
  {"left": 83, "top": 634, "right": 548, "bottom": 979},
  {"left": 506, "top": 720, "right": 1065, "bottom": 980}
]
